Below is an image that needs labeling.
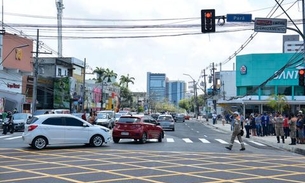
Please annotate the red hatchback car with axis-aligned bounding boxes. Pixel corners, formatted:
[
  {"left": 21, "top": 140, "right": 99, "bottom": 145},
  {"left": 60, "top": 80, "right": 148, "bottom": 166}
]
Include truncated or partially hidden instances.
[{"left": 112, "top": 115, "right": 164, "bottom": 144}]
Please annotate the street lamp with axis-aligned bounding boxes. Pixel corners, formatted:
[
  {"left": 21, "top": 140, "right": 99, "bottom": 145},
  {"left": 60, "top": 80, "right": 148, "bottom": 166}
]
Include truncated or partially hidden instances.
[
  {"left": 0, "top": 44, "right": 29, "bottom": 65},
  {"left": 183, "top": 73, "right": 199, "bottom": 118}
]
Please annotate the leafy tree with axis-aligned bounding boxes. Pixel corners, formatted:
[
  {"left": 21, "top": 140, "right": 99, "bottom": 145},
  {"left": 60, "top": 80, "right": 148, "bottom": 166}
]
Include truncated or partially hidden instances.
[
  {"left": 103, "top": 68, "right": 117, "bottom": 83},
  {"left": 92, "top": 67, "right": 105, "bottom": 83},
  {"left": 267, "top": 94, "right": 289, "bottom": 113},
  {"left": 118, "top": 86, "right": 133, "bottom": 109},
  {"left": 119, "top": 74, "right": 135, "bottom": 88},
  {"left": 179, "top": 99, "right": 191, "bottom": 112}
]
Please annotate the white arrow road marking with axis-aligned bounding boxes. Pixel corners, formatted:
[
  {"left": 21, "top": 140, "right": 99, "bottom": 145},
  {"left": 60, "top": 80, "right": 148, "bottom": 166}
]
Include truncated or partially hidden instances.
[{"left": 182, "top": 138, "right": 193, "bottom": 143}]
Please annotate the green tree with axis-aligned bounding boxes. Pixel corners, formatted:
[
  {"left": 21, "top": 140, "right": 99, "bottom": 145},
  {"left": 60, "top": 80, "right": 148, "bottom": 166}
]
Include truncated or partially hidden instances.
[
  {"left": 103, "top": 68, "right": 117, "bottom": 83},
  {"left": 119, "top": 74, "right": 135, "bottom": 88},
  {"left": 92, "top": 67, "right": 106, "bottom": 83},
  {"left": 267, "top": 94, "right": 289, "bottom": 113},
  {"left": 179, "top": 99, "right": 191, "bottom": 112}
]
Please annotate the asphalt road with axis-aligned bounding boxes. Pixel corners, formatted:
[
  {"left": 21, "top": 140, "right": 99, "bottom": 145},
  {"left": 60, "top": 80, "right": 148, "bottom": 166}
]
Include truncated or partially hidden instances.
[{"left": 1, "top": 120, "right": 305, "bottom": 183}]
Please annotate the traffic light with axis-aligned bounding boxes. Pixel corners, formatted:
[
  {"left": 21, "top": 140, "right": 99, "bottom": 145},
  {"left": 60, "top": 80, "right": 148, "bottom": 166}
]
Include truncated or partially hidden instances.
[
  {"left": 201, "top": 9, "right": 215, "bottom": 33},
  {"left": 298, "top": 69, "right": 305, "bottom": 86}
]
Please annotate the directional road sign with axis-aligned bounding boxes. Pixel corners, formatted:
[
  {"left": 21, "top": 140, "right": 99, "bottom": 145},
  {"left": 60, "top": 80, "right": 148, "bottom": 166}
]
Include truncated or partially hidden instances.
[
  {"left": 254, "top": 18, "right": 287, "bottom": 33},
  {"left": 226, "top": 14, "right": 252, "bottom": 22}
]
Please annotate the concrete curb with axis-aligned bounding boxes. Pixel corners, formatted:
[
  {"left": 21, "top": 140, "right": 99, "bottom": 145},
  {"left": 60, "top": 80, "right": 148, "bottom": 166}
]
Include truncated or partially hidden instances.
[{"left": 201, "top": 120, "right": 305, "bottom": 156}]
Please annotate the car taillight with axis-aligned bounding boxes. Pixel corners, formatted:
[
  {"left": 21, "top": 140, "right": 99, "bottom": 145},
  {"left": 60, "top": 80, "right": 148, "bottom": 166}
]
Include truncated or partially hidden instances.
[
  {"left": 28, "top": 124, "right": 38, "bottom": 131},
  {"left": 130, "top": 124, "right": 141, "bottom": 129}
]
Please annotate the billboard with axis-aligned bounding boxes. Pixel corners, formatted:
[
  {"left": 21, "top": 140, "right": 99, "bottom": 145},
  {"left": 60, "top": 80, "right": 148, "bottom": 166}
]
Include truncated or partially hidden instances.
[{"left": 53, "top": 77, "right": 70, "bottom": 109}]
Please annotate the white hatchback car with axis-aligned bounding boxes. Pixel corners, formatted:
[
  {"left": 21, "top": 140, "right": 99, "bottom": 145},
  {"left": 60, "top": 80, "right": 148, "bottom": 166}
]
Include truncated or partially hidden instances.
[{"left": 22, "top": 114, "right": 111, "bottom": 150}]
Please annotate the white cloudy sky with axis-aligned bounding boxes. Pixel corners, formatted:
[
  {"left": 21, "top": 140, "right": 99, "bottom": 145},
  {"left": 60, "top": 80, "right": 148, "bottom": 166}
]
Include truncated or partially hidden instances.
[{"left": 2, "top": 0, "right": 303, "bottom": 92}]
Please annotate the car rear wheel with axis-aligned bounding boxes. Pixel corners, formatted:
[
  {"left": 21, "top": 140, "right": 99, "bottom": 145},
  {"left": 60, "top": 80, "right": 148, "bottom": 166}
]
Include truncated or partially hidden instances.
[
  {"left": 139, "top": 132, "right": 147, "bottom": 144},
  {"left": 32, "top": 136, "right": 47, "bottom": 150},
  {"left": 158, "top": 132, "right": 162, "bottom": 142},
  {"left": 90, "top": 135, "right": 104, "bottom": 147},
  {"left": 113, "top": 137, "right": 120, "bottom": 143}
]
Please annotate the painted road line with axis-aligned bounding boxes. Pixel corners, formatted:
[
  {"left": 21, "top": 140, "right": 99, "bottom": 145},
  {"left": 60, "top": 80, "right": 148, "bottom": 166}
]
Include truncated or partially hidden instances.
[
  {"left": 5, "top": 136, "right": 22, "bottom": 140},
  {"left": 0, "top": 135, "right": 13, "bottom": 139},
  {"left": 249, "top": 140, "right": 266, "bottom": 146},
  {"left": 182, "top": 138, "right": 193, "bottom": 143},
  {"left": 166, "top": 138, "right": 175, "bottom": 142},
  {"left": 234, "top": 140, "right": 248, "bottom": 145},
  {"left": 199, "top": 138, "right": 210, "bottom": 143},
  {"left": 215, "top": 139, "right": 229, "bottom": 144}
]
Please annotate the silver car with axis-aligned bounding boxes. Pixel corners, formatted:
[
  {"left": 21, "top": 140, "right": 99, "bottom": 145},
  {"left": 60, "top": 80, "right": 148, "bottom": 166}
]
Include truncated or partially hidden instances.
[{"left": 157, "top": 115, "right": 175, "bottom": 131}]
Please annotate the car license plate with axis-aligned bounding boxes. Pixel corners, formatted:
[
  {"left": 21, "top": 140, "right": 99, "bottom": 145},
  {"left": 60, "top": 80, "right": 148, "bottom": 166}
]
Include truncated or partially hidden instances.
[{"left": 121, "top": 132, "right": 129, "bottom": 135}]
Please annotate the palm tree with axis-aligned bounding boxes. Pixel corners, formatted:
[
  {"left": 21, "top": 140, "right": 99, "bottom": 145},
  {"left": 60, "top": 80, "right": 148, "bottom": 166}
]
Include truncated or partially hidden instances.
[
  {"left": 119, "top": 74, "right": 135, "bottom": 88},
  {"left": 92, "top": 67, "right": 106, "bottom": 83},
  {"left": 103, "top": 68, "right": 117, "bottom": 83}
]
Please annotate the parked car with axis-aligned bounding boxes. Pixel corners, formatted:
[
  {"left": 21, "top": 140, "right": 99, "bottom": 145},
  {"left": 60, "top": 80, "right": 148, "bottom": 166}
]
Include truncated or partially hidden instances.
[
  {"left": 95, "top": 113, "right": 114, "bottom": 129},
  {"left": 114, "top": 113, "right": 123, "bottom": 125},
  {"left": 22, "top": 114, "right": 111, "bottom": 150},
  {"left": 157, "top": 114, "right": 175, "bottom": 131},
  {"left": 184, "top": 114, "right": 190, "bottom": 120},
  {"left": 112, "top": 115, "right": 164, "bottom": 144},
  {"left": 13, "top": 113, "right": 32, "bottom": 132},
  {"left": 176, "top": 114, "right": 185, "bottom": 123}
]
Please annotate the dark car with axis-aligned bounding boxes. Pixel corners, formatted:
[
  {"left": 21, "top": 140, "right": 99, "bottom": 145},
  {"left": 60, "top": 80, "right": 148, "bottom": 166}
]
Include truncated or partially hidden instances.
[
  {"left": 112, "top": 115, "right": 164, "bottom": 144},
  {"left": 150, "top": 113, "right": 160, "bottom": 120},
  {"left": 176, "top": 114, "right": 185, "bottom": 123}
]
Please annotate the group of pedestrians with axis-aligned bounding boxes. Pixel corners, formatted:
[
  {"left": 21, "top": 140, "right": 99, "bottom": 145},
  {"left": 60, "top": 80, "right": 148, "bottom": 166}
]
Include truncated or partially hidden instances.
[{"left": 242, "top": 111, "right": 305, "bottom": 145}]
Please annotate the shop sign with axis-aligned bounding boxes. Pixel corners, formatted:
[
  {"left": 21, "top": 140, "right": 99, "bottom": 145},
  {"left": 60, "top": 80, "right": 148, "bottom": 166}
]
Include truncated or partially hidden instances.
[
  {"left": 274, "top": 70, "right": 298, "bottom": 80},
  {"left": 7, "top": 83, "right": 21, "bottom": 89}
]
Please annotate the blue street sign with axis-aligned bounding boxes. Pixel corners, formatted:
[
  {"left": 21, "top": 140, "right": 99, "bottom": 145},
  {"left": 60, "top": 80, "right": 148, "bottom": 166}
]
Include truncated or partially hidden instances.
[{"left": 226, "top": 14, "right": 252, "bottom": 22}]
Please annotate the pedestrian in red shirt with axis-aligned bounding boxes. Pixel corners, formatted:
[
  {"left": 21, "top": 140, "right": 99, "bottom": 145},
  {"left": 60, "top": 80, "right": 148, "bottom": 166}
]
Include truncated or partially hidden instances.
[{"left": 283, "top": 114, "right": 290, "bottom": 139}]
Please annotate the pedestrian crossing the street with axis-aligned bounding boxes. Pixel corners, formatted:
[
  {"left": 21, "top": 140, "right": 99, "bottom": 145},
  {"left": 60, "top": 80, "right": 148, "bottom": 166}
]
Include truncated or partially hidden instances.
[{"left": 0, "top": 134, "right": 266, "bottom": 147}]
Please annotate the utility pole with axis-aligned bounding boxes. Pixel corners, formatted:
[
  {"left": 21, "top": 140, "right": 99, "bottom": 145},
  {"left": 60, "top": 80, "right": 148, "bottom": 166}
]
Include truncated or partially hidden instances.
[
  {"left": 56, "top": 0, "right": 64, "bottom": 57},
  {"left": 32, "top": 29, "right": 39, "bottom": 114},
  {"left": 212, "top": 62, "right": 217, "bottom": 112},
  {"left": 82, "top": 58, "right": 86, "bottom": 112}
]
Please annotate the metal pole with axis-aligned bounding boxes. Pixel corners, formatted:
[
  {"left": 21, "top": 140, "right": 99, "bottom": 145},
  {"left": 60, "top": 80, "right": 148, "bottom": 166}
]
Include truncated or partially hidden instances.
[
  {"left": 212, "top": 62, "right": 217, "bottom": 112},
  {"left": 82, "top": 58, "right": 86, "bottom": 112},
  {"left": 302, "top": 0, "right": 305, "bottom": 63},
  {"left": 32, "top": 29, "right": 39, "bottom": 114}
]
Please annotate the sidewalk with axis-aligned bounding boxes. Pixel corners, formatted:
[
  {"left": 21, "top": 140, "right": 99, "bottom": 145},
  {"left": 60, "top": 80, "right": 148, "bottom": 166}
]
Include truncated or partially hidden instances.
[{"left": 200, "top": 119, "right": 305, "bottom": 156}]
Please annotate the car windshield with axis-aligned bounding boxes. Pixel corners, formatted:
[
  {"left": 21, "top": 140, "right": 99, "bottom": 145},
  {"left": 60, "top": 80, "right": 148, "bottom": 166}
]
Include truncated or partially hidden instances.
[
  {"left": 97, "top": 113, "right": 108, "bottom": 119},
  {"left": 118, "top": 117, "right": 140, "bottom": 123},
  {"left": 158, "top": 116, "right": 172, "bottom": 120},
  {"left": 115, "top": 113, "right": 122, "bottom": 118},
  {"left": 26, "top": 117, "right": 39, "bottom": 124},
  {"left": 13, "top": 113, "right": 29, "bottom": 120}
]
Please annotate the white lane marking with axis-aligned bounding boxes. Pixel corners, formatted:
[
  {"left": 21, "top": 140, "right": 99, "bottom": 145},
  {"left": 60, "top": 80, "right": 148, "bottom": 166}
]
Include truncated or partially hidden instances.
[
  {"left": 234, "top": 140, "right": 248, "bottom": 145},
  {"left": 166, "top": 138, "right": 175, "bottom": 142},
  {"left": 4, "top": 136, "right": 22, "bottom": 140},
  {"left": 215, "top": 139, "right": 229, "bottom": 144},
  {"left": 0, "top": 135, "right": 13, "bottom": 139},
  {"left": 249, "top": 140, "right": 266, "bottom": 146},
  {"left": 199, "top": 138, "right": 210, "bottom": 143},
  {"left": 182, "top": 138, "right": 193, "bottom": 143}
]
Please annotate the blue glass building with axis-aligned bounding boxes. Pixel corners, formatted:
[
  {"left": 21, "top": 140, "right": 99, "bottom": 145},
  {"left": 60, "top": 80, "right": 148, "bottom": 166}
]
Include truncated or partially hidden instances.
[
  {"left": 147, "top": 72, "right": 166, "bottom": 102},
  {"left": 166, "top": 81, "right": 186, "bottom": 106}
]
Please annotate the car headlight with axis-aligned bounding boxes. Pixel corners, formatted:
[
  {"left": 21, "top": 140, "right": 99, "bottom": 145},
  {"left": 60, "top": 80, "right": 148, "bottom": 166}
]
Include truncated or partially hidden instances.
[{"left": 101, "top": 128, "right": 110, "bottom": 132}]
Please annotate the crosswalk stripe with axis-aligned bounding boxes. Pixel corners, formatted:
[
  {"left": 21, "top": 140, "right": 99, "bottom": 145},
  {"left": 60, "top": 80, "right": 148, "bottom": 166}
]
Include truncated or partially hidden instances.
[
  {"left": 234, "top": 140, "right": 248, "bottom": 145},
  {"left": 215, "top": 139, "right": 229, "bottom": 144},
  {"left": 249, "top": 140, "right": 266, "bottom": 146},
  {"left": 0, "top": 135, "right": 13, "bottom": 139},
  {"left": 4, "top": 136, "right": 22, "bottom": 140},
  {"left": 182, "top": 138, "right": 193, "bottom": 143},
  {"left": 166, "top": 138, "right": 174, "bottom": 142},
  {"left": 199, "top": 138, "right": 210, "bottom": 143}
]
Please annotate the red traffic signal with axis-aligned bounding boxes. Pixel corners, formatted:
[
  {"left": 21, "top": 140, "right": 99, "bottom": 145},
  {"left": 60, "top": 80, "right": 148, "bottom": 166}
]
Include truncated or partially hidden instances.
[
  {"left": 299, "top": 69, "right": 305, "bottom": 86},
  {"left": 201, "top": 9, "right": 215, "bottom": 33}
]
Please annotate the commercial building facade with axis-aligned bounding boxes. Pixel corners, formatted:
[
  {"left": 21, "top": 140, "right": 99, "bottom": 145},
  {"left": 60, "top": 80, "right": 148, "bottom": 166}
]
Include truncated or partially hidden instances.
[
  {"left": 218, "top": 52, "right": 304, "bottom": 115},
  {"left": 166, "top": 80, "right": 186, "bottom": 106}
]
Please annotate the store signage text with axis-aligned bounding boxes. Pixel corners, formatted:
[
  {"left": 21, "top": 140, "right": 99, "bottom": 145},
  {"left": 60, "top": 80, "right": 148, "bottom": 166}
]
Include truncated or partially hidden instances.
[
  {"left": 274, "top": 70, "right": 298, "bottom": 80},
  {"left": 7, "top": 83, "right": 21, "bottom": 89}
]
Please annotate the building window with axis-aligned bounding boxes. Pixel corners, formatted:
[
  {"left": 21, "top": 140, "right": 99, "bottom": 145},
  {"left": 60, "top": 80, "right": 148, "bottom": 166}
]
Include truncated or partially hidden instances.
[
  {"left": 64, "top": 70, "right": 67, "bottom": 76},
  {"left": 277, "top": 86, "right": 291, "bottom": 95},
  {"left": 58, "top": 68, "right": 62, "bottom": 76},
  {"left": 261, "top": 86, "right": 274, "bottom": 95}
]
